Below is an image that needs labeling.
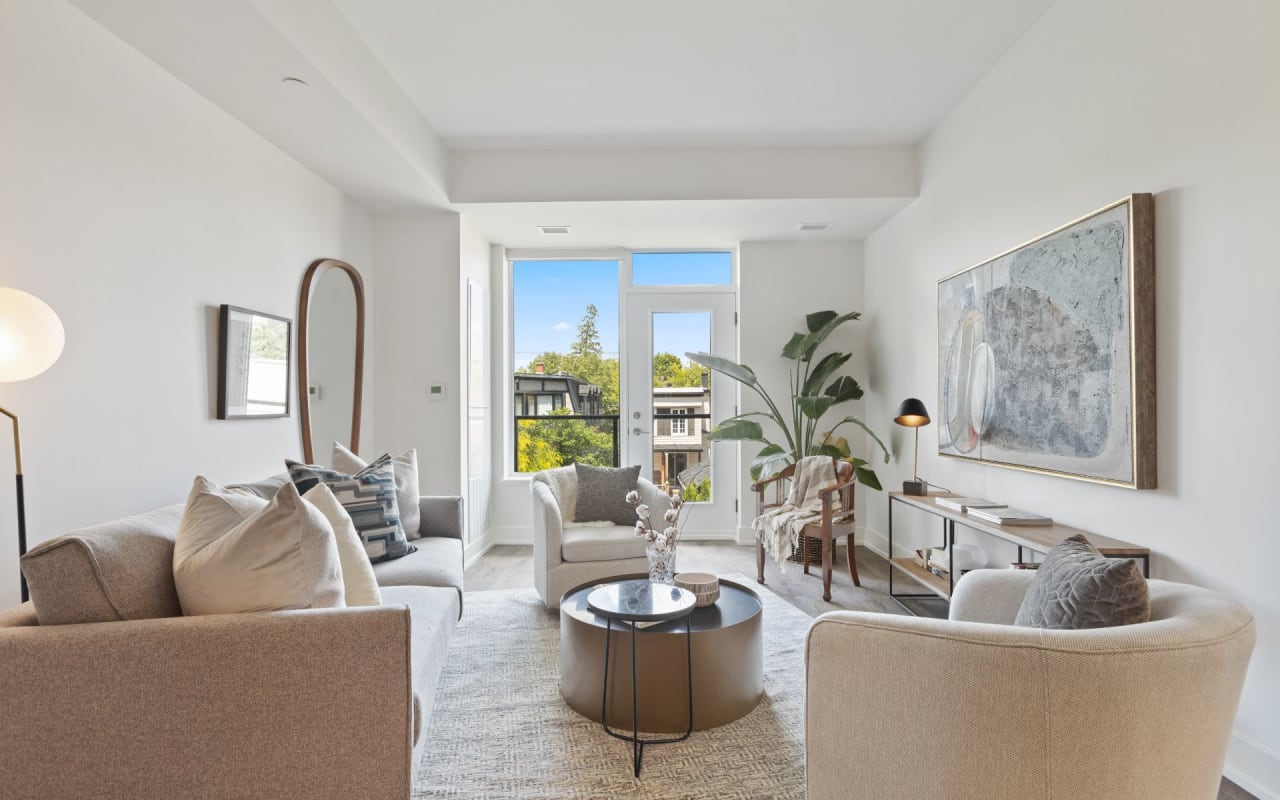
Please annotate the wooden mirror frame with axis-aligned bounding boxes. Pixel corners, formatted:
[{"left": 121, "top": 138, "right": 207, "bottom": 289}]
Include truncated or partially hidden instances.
[{"left": 297, "top": 258, "right": 365, "bottom": 464}]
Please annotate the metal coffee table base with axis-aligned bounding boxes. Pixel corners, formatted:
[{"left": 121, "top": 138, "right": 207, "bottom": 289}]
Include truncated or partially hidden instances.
[{"left": 600, "top": 616, "right": 693, "bottom": 777}]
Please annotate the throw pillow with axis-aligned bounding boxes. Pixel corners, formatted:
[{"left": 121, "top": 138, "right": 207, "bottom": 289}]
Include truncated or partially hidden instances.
[
  {"left": 303, "top": 484, "right": 382, "bottom": 607},
  {"left": 286, "top": 455, "right": 415, "bottom": 563},
  {"left": 1013, "top": 533, "right": 1150, "bottom": 629},
  {"left": 572, "top": 463, "right": 642, "bottom": 525},
  {"left": 173, "top": 477, "right": 345, "bottom": 616},
  {"left": 332, "top": 442, "right": 422, "bottom": 540}
]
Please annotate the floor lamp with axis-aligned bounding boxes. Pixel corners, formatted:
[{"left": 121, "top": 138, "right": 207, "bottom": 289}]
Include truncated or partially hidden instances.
[{"left": 0, "top": 288, "right": 65, "bottom": 603}]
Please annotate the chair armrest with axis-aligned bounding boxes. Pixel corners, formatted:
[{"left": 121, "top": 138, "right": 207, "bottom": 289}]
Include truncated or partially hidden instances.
[
  {"left": 531, "top": 480, "right": 564, "bottom": 603},
  {"left": 636, "top": 478, "right": 672, "bottom": 516},
  {"left": 418, "top": 495, "right": 463, "bottom": 540},
  {"left": 948, "top": 568, "right": 1037, "bottom": 624},
  {"left": 805, "top": 611, "right": 1055, "bottom": 800},
  {"left": 0, "top": 606, "right": 414, "bottom": 800}
]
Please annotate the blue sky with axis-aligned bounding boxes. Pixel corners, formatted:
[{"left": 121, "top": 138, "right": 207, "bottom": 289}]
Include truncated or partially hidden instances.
[{"left": 513, "top": 253, "right": 730, "bottom": 368}]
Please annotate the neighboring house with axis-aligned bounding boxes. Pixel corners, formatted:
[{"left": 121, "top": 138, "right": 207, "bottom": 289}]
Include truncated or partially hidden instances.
[
  {"left": 651, "top": 385, "right": 710, "bottom": 492},
  {"left": 513, "top": 363, "right": 603, "bottom": 416}
]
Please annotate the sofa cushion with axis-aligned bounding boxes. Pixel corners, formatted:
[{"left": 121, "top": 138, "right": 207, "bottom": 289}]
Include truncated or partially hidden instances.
[
  {"left": 372, "top": 538, "right": 464, "bottom": 615},
  {"left": 561, "top": 525, "right": 647, "bottom": 563},
  {"left": 1014, "top": 533, "right": 1150, "bottom": 629},
  {"left": 20, "top": 505, "right": 185, "bottom": 625},
  {"left": 287, "top": 455, "right": 414, "bottom": 563},
  {"left": 572, "top": 463, "right": 641, "bottom": 525},
  {"left": 173, "top": 478, "right": 345, "bottom": 616},
  {"left": 303, "top": 484, "right": 382, "bottom": 607},
  {"left": 380, "top": 585, "right": 460, "bottom": 771},
  {"left": 332, "top": 443, "right": 422, "bottom": 540}
]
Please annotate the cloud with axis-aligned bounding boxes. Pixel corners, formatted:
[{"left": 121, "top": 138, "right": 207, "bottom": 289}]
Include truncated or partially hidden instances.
[{"left": 551, "top": 321, "right": 571, "bottom": 332}]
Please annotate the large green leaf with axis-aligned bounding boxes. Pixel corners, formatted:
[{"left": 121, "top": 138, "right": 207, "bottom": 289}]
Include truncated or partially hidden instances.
[
  {"left": 707, "top": 417, "right": 767, "bottom": 442},
  {"left": 793, "top": 311, "right": 862, "bottom": 361},
  {"left": 685, "top": 352, "right": 758, "bottom": 388},
  {"left": 812, "top": 443, "right": 846, "bottom": 460},
  {"left": 854, "top": 466, "right": 883, "bottom": 491},
  {"left": 750, "top": 444, "right": 794, "bottom": 481},
  {"left": 805, "top": 310, "right": 838, "bottom": 333},
  {"left": 829, "top": 415, "right": 893, "bottom": 463},
  {"left": 823, "top": 375, "right": 863, "bottom": 403},
  {"left": 780, "top": 333, "right": 809, "bottom": 360},
  {"left": 797, "top": 395, "right": 836, "bottom": 419},
  {"left": 802, "top": 352, "right": 852, "bottom": 395}
]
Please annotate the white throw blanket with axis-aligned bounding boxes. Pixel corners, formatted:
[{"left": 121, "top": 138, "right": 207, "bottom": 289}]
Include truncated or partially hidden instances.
[{"left": 753, "top": 456, "right": 843, "bottom": 570}]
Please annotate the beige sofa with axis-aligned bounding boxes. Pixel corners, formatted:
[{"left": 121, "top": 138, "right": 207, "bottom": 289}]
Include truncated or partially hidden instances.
[
  {"left": 0, "top": 475, "right": 463, "bottom": 800},
  {"left": 805, "top": 568, "right": 1255, "bottom": 800},
  {"left": 531, "top": 466, "right": 672, "bottom": 608}
]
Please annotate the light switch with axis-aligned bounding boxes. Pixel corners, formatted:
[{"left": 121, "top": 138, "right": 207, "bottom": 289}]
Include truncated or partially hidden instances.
[{"left": 427, "top": 383, "right": 446, "bottom": 401}]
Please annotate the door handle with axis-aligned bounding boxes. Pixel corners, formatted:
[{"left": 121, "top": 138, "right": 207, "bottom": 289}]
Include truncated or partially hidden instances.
[{"left": 632, "top": 427, "right": 649, "bottom": 435}]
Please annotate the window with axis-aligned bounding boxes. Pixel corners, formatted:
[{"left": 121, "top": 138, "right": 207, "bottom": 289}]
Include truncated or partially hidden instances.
[
  {"left": 512, "top": 259, "right": 620, "bottom": 473},
  {"left": 671, "top": 408, "right": 688, "bottom": 436},
  {"left": 632, "top": 252, "right": 732, "bottom": 286}
]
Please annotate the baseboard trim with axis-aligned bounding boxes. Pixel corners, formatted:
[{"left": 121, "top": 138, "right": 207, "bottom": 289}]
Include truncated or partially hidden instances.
[
  {"left": 1225, "top": 730, "right": 1280, "bottom": 800},
  {"left": 464, "top": 532, "right": 496, "bottom": 568}
]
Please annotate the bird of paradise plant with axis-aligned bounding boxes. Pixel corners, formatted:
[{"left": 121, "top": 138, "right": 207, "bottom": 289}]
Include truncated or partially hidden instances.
[{"left": 687, "top": 310, "right": 891, "bottom": 489}]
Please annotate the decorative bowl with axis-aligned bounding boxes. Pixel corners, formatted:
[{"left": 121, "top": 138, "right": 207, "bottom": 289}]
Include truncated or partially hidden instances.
[{"left": 675, "top": 572, "right": 719, "bottom": 606}]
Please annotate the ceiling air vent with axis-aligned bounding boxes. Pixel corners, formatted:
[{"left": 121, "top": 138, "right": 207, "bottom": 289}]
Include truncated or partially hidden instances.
[
  {"left": 538, "top": 225, "right": 571, "bottom": 235},
  {"left": 797, "top": 223, "right": 830, "bottom": 232}
]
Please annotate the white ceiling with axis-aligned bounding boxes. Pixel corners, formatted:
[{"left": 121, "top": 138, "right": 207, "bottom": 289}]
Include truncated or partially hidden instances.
[
  {"left": 459, "top": 197, "right": 914, "bottom": 249},
  {"left": 335, "top": 0, "right": 1056, "bottom": 150}
]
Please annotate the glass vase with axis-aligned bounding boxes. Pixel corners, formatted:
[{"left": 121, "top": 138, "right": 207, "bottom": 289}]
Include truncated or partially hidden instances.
[{"left": 646, "top": 543, "right": 677, "bottom": 585}]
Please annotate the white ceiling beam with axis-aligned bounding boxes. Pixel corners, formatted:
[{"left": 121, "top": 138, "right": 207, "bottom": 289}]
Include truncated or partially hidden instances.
[
  {"left": 449, "top": 146, "right": 918, "bottom": 204},
  {"left": 67, "top": 0, "right": 449, "bottom": 208}
]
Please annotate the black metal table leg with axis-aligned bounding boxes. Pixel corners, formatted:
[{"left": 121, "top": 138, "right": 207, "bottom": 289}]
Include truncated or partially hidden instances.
[{"left": 599, "top": 611, "right": 695, "bottom": 777}]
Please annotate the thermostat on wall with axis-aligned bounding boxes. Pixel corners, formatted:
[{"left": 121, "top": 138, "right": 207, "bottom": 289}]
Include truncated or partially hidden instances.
[{"left": 427, "top": 383, "right": 446, "bottom": 401}]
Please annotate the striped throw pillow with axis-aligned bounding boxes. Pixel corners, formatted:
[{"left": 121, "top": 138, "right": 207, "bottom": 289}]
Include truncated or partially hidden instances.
[{"left": 286, "top": 455, "right": 415, "bottom": 563}]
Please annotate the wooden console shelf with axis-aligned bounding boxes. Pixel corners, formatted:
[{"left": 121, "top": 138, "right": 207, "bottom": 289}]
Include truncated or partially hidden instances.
[{"left": 887, "top": 492, "right": 1151, "bottom": 607}]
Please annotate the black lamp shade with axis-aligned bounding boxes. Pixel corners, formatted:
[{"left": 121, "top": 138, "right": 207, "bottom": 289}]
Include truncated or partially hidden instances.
[{"left": 894, "top": 397, "right": 931, "bottom": 427}]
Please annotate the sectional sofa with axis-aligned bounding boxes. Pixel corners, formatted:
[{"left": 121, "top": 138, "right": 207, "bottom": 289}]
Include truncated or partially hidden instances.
[{"left": 0, "top": 475, "right": 463, "bottom": 800}]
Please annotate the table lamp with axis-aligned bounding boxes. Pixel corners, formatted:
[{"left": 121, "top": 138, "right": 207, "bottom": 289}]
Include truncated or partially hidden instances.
[
  {"left": 893, "top": 398, "right": 931, "bottom": 496},
  {"left": 0, "top": 288, "right": 65, "bottom": 602}
]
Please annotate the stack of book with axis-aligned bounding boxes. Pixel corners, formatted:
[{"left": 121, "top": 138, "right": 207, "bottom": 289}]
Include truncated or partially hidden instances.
[
  {"left": 967, "top": 506, "right": 1052, "bottom": 526},
  {"left": 934, "top": 496, "right": 1006, "bottom": 512}
]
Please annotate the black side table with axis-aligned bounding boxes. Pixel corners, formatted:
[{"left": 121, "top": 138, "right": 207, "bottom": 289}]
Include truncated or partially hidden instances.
[{"left": 587, "top": 579, "right": 696, "bottom": 777}]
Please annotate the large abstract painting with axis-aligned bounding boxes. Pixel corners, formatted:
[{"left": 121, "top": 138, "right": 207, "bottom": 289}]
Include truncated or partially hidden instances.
[{"left": 937, "top": 194, "right": 1155, "bottom": 488}]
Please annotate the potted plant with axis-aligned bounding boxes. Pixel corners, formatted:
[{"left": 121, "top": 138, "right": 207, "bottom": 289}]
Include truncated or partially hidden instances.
[{"left": 686, "top": 310, "right": 891, "bottom": 488}]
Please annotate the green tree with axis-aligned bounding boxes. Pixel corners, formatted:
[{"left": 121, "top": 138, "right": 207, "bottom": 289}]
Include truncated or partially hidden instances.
[
  {"left": 680, "top": 477, "right": 711, "bottom": 501},
  {"left": 570, "top": 304, "right": 603, "bottom": 359},
  {"left": 652, "top": 352, "right": 708, "bottom": 388},
  {"left": 517, "top": 408, "right": 614, "bottom": 470}
]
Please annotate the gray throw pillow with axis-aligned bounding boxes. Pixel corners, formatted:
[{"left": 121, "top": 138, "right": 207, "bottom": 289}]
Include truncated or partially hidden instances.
[
  {"left": 573, "top": 463, "right": 642, "bottom": 525},
  {"left": 1014, "top": 534, "right": 1150, "bottom": 629},
  {"left": 286, "top": 455, "right": 415, "bottom": 563}
]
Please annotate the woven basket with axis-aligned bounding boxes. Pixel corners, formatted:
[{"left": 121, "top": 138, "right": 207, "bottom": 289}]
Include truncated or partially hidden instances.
[{"left": 786, "top": 534, "right": 826, "bottom": 565}]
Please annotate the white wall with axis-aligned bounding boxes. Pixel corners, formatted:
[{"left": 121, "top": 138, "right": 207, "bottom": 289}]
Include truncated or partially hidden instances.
[
  {"left": 862, "top": 1, "right": 1280, "bottom": 794},
  {"left": 366, "top": 211, "right": 462, "bottom": 495},
  {"left": 0, "top": 0, "right": 372, "bottom": 604},
  {"left": 737, "top": 241, "right": 870, "bottom": 540}
]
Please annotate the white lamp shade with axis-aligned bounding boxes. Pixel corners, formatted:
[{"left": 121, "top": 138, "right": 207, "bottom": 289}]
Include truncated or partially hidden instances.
[{"left": 0, "top": 288, "right": 64, "bottom": 382}]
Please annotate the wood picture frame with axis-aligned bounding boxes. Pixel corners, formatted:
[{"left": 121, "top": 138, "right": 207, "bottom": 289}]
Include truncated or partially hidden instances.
[{"left": 936, "top": 194, "right": 1155, "bottom": 489}]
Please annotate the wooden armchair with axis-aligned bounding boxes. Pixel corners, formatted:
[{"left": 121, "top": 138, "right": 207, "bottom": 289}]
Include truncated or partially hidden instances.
[{"left": 751, "top": 457, "right": 859, "bottom": 601}]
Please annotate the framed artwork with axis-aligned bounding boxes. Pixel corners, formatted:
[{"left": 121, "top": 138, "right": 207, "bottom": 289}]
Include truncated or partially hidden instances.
[
  {"left": 937, "top": 194, "right": 1155, "bottom": 488},
  {"left": 217, "top": 305, "right": 292, "bottom": 420}
]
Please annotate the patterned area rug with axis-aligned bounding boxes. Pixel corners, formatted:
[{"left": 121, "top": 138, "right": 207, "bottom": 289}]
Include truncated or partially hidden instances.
[{"left": 414, "top": 575, "right": 809, "bottom": 799}]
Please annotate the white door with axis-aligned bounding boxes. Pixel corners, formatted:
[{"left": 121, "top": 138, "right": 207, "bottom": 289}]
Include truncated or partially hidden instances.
[{"left": 625, "top": 291, "right": 737, "bottom": 536}]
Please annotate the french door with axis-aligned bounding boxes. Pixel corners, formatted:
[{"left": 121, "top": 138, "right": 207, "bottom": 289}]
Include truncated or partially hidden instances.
[{"left": 624, "top": 291, "right": 737, "bottom": 537}]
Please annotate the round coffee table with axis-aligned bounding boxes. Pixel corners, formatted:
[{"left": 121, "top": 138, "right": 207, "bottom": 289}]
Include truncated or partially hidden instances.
[{"left": 560, "top": 574, "right": 764, "bottom": 734}]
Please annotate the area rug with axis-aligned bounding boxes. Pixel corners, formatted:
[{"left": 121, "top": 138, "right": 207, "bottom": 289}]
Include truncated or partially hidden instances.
[{"left": 414, "top": 574, "right": 810, "bottom": 799}]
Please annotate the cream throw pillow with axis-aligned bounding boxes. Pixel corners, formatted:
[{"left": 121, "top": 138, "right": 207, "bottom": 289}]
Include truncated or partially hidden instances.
[
  {"left": 332, "top": 443, "right": 421, "bottom": 539},
  {"left": 303, "top": 484, "right": 382, "bottom": 607},
  {"left": 173, "top": 477, "right": 345, "bottom": 616}
]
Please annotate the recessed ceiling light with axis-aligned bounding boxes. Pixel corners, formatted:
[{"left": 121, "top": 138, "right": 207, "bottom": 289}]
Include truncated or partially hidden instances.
[
  {"left": 797, "top": 223, "right": 830, "bottom": 232},
  {"left": 538, "top": 225, "right": 571, "bottom": 235},
  {"left": 282, "top": 77, "right": 308, "bottom": 88}
]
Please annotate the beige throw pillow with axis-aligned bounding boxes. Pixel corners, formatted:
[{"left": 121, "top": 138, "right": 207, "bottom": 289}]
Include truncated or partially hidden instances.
[
  {"left": 173, "top": 477, "right": 345, "bottom": 616},
  {"left": 332, "top": 443, "right": 421, "bottom": 539},
  {"left": 303, "top": 484, "right": 382, "bottom": 607}
]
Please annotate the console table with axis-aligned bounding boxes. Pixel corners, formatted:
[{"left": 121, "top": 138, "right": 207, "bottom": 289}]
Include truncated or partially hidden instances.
[{"left": 888, "top": 492, "right": 1151, "bottom": 607}]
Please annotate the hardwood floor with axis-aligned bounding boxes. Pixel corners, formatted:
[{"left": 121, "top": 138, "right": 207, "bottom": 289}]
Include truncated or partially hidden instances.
[{"left": 465, "top": 541, "right": 1256, "bottom": 800}]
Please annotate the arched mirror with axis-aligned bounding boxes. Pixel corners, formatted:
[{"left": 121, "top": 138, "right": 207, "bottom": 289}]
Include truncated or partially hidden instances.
[{"left": 297, "top": 258, "right": 365, "bottom": 464}]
